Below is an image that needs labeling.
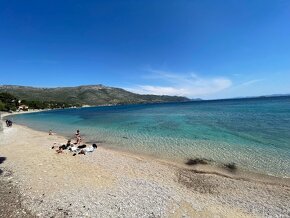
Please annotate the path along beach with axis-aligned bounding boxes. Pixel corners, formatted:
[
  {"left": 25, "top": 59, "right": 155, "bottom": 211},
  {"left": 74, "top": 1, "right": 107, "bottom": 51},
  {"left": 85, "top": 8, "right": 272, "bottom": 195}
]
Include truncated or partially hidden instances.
[{"left": 0, "top": 111, "right": 290, "bottom": 217}]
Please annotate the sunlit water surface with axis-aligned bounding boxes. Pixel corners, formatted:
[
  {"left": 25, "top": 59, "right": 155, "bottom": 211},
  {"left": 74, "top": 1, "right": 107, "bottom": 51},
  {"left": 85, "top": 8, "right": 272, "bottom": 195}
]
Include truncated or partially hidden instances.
[{"left": 9, "top": 97, "right": 290, "bottom": 177}]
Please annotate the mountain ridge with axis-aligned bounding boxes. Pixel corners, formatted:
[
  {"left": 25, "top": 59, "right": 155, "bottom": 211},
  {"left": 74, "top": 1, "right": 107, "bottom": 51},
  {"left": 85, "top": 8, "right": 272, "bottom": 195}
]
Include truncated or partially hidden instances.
[{"left": 0, "top": 84, "right": 190, "bottom": 106}]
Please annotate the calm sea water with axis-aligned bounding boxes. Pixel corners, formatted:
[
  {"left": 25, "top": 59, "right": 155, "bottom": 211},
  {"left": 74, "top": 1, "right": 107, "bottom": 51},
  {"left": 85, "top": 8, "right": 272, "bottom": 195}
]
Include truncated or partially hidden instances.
[{"left": 9, "top": 97, "right": 290, "bottom": 177}]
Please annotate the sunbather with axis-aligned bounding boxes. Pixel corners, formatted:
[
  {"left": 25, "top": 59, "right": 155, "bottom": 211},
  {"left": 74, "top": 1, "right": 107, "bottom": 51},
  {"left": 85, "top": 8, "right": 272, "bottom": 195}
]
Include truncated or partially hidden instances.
[{"left": 78, "top": 144, "right": 97, "bottom": 155}]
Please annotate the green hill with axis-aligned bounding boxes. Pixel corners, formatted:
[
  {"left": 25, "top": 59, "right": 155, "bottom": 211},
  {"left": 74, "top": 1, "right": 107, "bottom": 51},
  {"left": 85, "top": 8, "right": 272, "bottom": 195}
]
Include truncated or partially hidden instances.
[{"left": 0, "top": 85, "right": 190, "bottom": 106}]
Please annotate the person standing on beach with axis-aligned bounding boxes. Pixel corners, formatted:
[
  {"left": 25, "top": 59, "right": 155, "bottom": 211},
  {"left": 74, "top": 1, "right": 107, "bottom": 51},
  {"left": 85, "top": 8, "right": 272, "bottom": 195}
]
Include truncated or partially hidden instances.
[
  {"left": 76, "top": 135, "right": 82, "bottom": 144},
  {"left": 75, "top": 129, "right": 82, "bottom": 144}
]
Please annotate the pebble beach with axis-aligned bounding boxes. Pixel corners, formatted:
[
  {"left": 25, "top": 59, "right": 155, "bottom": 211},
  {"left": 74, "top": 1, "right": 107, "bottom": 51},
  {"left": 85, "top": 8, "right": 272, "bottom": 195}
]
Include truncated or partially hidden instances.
[{"left": 0, "top": 114, "right": 290, "bottom": 217}]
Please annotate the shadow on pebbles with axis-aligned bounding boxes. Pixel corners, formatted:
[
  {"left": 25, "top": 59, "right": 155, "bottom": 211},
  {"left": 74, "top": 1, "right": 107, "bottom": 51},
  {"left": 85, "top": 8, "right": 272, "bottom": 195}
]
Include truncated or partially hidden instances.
[
  {"left": 0, "top": 169, "right": 34, "bottom": 218},
  {"left": 177, "top": 169, "right": 219, "bottom": 195}
]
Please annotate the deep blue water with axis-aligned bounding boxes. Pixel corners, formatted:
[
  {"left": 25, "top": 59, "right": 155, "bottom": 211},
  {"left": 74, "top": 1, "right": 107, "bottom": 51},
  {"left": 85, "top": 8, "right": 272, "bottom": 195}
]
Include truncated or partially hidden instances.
[{"left": 8, "top": 97, "right": 290, "bottom": 177}]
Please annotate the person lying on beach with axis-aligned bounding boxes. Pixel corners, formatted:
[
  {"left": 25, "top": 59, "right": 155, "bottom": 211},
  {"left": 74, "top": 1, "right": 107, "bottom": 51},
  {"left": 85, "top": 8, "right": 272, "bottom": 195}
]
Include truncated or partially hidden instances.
[
  {"left": 66, "top": 140, "right": 72, "bottom": 148},
  {"left": 69, "top": 146, "right": 79, "bottom": 153},
  {"left": 69, "top": 144, "right": 86, "bottom": 153},
  {"left": 78, "top": 144, "right": 97, "bottom": 155},
  {"left": 56, "top": 149, "right": 63, "bottom": 154},
  {"left": 52, "top": 140, "right": 73, "bottom": 153},
  {"left": 58, "top": 142, "right": 70, "bottom": 150}
]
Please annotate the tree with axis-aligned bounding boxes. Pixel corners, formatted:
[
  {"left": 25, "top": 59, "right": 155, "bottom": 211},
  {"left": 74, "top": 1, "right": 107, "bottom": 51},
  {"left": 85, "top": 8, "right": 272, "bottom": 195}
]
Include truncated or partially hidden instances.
[
  {"left": 0, "top": 101, "right": 5, "bottom": 111},
  {"left": 0, "top": 92, "right": 19, "bottom": 111}
]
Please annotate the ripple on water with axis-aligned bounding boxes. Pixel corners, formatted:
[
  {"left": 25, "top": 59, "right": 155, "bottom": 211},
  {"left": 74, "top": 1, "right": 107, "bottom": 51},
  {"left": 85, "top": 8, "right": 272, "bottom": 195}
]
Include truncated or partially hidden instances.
[{"left": 9, "top": 97, "right": 290, "bottom": 178}]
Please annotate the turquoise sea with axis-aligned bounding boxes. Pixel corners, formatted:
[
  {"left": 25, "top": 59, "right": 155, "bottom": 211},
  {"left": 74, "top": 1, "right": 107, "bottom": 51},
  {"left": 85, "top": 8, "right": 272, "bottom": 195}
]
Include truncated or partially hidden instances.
[{"left": 8, "top": 96, "right": 290, "bottom": 178}]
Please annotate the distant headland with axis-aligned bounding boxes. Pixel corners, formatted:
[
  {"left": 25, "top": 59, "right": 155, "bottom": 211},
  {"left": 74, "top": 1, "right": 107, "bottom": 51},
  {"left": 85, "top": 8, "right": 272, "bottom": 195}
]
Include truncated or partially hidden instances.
[{"left": 0, "top": 84, "right": 190, "bottom": 111}]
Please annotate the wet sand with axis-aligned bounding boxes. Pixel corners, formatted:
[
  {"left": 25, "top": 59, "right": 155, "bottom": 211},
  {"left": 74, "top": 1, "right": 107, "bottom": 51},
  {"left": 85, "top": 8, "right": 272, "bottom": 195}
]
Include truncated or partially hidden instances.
[{"left": 0, "top": 113, "right": 290, "bottom": 217}]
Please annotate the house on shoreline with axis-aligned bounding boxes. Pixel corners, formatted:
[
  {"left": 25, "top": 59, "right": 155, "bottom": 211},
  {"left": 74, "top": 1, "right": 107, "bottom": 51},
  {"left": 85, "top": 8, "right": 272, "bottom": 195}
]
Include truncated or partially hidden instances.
[{"left": 18, "top": 104, "right": 29, "bottom": 111}]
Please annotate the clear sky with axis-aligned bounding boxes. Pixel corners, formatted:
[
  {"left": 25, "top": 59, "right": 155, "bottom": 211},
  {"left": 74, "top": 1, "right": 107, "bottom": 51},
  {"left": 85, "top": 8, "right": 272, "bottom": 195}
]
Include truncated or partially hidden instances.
[{"left": 1, "top": 0, "right": 290, "bottom": 99}]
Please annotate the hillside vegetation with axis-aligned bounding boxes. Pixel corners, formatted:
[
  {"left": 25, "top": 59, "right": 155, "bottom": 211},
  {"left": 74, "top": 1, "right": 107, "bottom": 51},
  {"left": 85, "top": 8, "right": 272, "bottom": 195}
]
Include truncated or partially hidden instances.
[{"left": 0, "top": 85, "right": 189, "bottom": 109}]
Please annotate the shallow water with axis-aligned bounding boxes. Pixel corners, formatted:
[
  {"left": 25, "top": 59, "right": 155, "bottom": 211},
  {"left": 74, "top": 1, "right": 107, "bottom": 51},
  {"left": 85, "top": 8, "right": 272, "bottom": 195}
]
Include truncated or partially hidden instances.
[{"left": 9, "top": 96, "right": 290, "bottom": 177}]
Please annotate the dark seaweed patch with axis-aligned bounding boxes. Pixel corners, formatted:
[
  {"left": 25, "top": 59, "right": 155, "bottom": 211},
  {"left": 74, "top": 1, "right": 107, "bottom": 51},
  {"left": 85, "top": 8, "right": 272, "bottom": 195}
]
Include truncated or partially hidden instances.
[
  {"left": 185, "top": 158, "right": 209, "bottom": 166},
  {"left": 224, "top": 162, "right": 237, "bottom": 171}
]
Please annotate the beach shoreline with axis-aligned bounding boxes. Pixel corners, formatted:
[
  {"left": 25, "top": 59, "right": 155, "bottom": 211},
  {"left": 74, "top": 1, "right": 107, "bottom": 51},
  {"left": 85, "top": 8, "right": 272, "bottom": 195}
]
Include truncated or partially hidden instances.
[
  {"left": 0, "top": 112, "right": 290, "bottom": 217},
  {"left": 2, "top": 110, "right": 290, "bottom": 186},
  {"left": 94, "top": 140, "right": 290, "bottom": 187}
]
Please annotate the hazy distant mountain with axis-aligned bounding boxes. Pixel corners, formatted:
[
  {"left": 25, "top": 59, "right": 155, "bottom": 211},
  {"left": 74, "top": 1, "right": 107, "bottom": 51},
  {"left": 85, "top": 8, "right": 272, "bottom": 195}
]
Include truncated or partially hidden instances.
[
  {"left": 259, "top": 94, "right": 290, "bottom": 97},
  {"left": 0, "top": 85, "right": 190, "bottom": 106},
  {"left": 224, "top": 94, "right": 290, "bottom": 100}
]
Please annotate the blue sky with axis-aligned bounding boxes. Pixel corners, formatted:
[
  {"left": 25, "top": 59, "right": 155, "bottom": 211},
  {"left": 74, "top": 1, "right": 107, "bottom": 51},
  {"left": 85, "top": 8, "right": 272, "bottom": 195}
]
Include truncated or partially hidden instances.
[{"left": 0, "top": 0, "right": 290, "bottom": 99}]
